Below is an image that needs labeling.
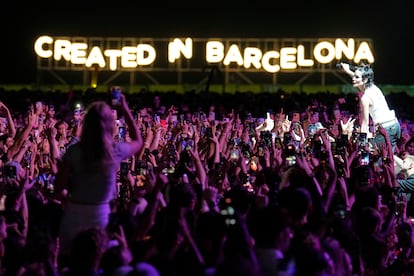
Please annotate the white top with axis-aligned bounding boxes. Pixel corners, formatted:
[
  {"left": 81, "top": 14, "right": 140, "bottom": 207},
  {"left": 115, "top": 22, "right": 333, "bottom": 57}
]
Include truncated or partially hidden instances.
[
  {"left": 63, "top": 142, "right": 131, "bottom": 204},
  {"left": 362, "top": 84, "right": 395, "bottom": 125}
]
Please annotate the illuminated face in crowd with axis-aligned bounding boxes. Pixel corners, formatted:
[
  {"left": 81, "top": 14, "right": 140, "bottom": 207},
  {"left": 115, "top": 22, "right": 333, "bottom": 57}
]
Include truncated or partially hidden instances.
[
  {"left": 310, "top": 112, "right": 319, "bottom": 124},
  {"left": 57, "top": 122, "right": 68, "bottom": 138},
  {"left": 406, "top": 142, "right": 414, "bottom": 155},
  {"left": 5, "top": 136, "right": 14, "bottom": 148}
]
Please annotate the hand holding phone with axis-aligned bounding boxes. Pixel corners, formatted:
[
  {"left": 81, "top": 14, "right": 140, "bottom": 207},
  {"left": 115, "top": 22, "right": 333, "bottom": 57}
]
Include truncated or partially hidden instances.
[
  {"left": 110, "top": 86, "right": 122, "bottom": 107},
  {"left": 118, "top": 126, "right": 126, "bottom": 141},
  {"left": 230, "top": 148, "right": 240, "bottom": 161},
  {"left": 360, "top": 150, "right": 370, "bottom": 166},
  {"left": 4, "top": 165, "right": 17, "bottom": 180},
  {"left": 275, "top": 137, "right": 282, "bottom": 149},
  {"left": 120, "top": 161, "right": 129, "bottom": 178},
  {"left": 154, "top": 114, "right": 160, "bottom": 125},
  {"left": 205, "top": 127, "right": 213, "bottom": 138},
  {"left": 135, "top": 160, "right": 148, "bottom": 176},
  {"left": 285, "top": 144, "right": 296, "bottom": 166},
  {"left": 358, "top": 132, "right": 367, "bottom": 150},
  {"left": 308, "top": 124, "right": 317, "bottom": 138}
]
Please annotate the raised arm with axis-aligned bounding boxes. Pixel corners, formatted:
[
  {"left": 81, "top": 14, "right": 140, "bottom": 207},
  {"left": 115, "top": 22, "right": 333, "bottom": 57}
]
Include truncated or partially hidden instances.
[
  {"left": 7, "top": 110, "right": 37, "bottom": 161},
  {"left": 119, "top": 94, "right": 143, "bottom": 156},
  {"left": 338, "top": 62, "right": 355, "bottom": 77}
]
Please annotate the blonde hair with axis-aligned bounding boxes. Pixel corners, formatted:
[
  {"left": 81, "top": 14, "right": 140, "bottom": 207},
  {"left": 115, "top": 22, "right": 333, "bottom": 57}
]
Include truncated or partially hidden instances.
[{"left": 80, "top": 101, "right": 115, "bottom": 171}]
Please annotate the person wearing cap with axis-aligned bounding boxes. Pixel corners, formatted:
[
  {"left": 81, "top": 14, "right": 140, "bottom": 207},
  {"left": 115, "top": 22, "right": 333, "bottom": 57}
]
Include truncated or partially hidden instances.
[{"left": 338, "top": 62, "right": 401, "bottom": 152}]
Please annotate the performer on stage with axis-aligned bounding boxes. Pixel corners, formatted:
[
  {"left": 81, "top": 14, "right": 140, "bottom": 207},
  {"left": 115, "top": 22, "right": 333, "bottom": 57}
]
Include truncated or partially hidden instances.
[{"left": 338, "top": 62, "right": 401, "bottom": 152}]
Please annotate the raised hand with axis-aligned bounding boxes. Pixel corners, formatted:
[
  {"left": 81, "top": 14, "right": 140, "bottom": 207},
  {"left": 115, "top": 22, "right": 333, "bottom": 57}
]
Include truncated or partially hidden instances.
[
  {"left": 282, "top": 115, "right": 291, "bottom": 133},
  {"left": 340, "top": 117, "right": 356, "bottom": 136}
]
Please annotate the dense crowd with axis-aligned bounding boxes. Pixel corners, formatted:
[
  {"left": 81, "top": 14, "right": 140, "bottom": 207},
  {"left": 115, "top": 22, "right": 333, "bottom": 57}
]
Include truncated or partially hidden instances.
[{"left": 1, "top": 87, "right": 414, "bottom": 275}]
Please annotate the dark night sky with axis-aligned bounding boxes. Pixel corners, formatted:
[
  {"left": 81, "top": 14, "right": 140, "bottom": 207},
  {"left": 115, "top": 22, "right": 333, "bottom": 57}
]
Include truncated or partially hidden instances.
[{"left": 1, "top": 1, "right": 413, "bottom": 85}]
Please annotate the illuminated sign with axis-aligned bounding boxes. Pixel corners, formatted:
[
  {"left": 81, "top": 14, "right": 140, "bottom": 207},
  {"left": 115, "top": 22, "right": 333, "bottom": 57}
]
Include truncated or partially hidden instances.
[{"left": 34, "top": 36, "right": 374, "bottom": 73}]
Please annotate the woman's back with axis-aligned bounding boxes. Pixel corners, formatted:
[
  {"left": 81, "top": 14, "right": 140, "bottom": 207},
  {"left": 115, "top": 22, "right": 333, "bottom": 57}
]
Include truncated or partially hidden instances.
[{"left": 65, "top": 142, "right": 131, "bottom": 204}]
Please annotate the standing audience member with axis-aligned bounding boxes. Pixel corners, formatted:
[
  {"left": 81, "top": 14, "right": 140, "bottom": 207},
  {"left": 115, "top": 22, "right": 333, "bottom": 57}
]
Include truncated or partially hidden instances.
[{"left": 54, "top": 91, "right": 143, "bottom": 263}]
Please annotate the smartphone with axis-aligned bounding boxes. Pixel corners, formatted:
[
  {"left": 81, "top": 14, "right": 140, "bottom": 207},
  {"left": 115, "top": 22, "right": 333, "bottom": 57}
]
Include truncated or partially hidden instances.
[
  {"left": 373, "top": 156, "right": 383, "bottom": 172},
  {"left": 120, "top": 161, "right": 129, "bottom": 177},
  {"left": 285, "top": 144, "right": 295, "bottom": 155},
  {"left": 358, "top": 132, "right": 367, "bottom": 150},
  {"left": 232, "top": 137, "right": 241, "bottom": 146},
  {"left": 283, "top": 132, "right": 292, "bottom": 146},
  {"left": 4, "top": 165, "right": 17, "bottom": 179},
  {"left": 135, "top": 161, "right": 148, "bottom": 187},
  {"left": 285, "top": 144, "right": 296, "bottom": 166},
  {"left": 220, "top": 204, "right": 236, "bottom": 226},
  {"left": 368, "top": 137, "right": 375, "bottom": 153},
  {"left": 260, "top": 131, "right": 272, "bottom": 148},
  {"left": 154, "top": 114, "right": 160, "bottom": 124},
  {"left": 46, "top": 175, "right": 55, "bottom": 194},
  {"left": 186, "top": 139, "right": 194, "bottom": 151},
  {"left": 308, "top": 124, "right": 317, "bottom": 138},
  {"left": 313, "top": 140, "right": 322, "bottom": 158},
  {"left": 230, "top": 148, "right": 240, "bottom": 161},
  {"left": 135, "top": 160, "right": 148, "bottom": 176},
  {"left": 257, "top": 142, "right": 265, "bottom": 157},
  {"left": 182, "top": 139, "right": 194, "bottom": 151},
  {"left": 360, "top": 150, "right": 370, "bottom": 166},
  {"left": 162, "top": 166, "right": 175, "bottom": 176},
  {"left": 118, "top": 126, "right": 126, "bottom": 141},
  {"left": 205, "top": 127, "right": 213, "bottom": 138},
  {"left": 336, "top": 140, "right": 345, "bottom": 155},
  {"left": 275, "top": 137, "right": 282, "bottom": 150},
  {"left": 110, "top": 86, "right": 122, "bottom": 107},
  {"left": 286, "top": 155, "right": 297, "bottom": 167},
  {"left": 248, "top": 122, "right": 256, "bottom": 137},
  {"left": 241, "top": 143, "right": 252, "bottom": 159},
  {"left": 74, "top": 103, "right": 83, "bottom": 115},
  {"left": 292, "top": 122, "right": 301, "bottom": 134},
  {"left": 25, "top": 150, "right": 32, "bottom": 169}
]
